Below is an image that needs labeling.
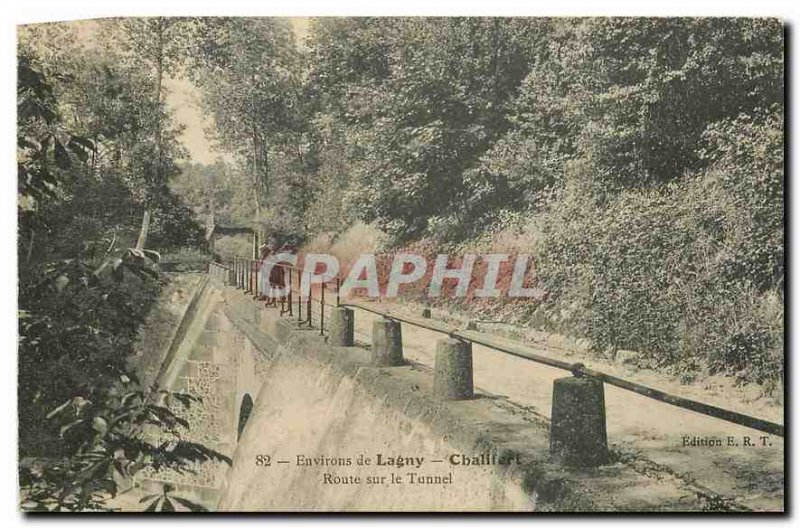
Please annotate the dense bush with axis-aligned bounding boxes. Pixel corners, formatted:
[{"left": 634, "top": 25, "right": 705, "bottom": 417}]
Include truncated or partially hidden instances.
[
  {"left": 148, "top": 190, "right": 207, "bottom": 250},
  {"left": 306, "top": 18, "right": 551, "bottom": 243},
  {"left": 299, "top": 17, "right": 784, "bottom": 389},
  {"left": 534, "top": 106, "right": 783, "bottom": 388},
  {"left": 18, "top": 30, "right": 229, "bottom": 510},
  {"left": 18, "top": 259, "right": 161, "bottom": 455}
]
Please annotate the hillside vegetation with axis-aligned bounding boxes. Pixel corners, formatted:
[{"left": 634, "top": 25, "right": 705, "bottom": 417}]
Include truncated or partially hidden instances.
[
  {"left": 18, "top": 21, "right": 225, "bottom": 511},
  {"left": 17, "top": 17, "right": 784, "bottom": 510},
  {"left": 233, "top": 19, "right": 783, "bottom": 391}
]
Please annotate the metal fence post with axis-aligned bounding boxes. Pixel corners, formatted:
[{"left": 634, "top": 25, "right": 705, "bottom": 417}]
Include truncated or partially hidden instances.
[
  {"left": 297, "top": 272, "right": 302, "bottom": 323},
  {"left": 287, "top": 268, "right": 293, "bottom": 316},
  {"left": 306, "top": 291, "right": 312, "bottom": 327},
  {"left": 320, "top": 285, "right": 325, "bottom": 336}
]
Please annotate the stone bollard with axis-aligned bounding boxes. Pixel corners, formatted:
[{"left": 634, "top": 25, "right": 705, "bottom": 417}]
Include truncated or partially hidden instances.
[
  {"left": 434, "top": 338, "right": 474, "bottom": 400},
  {"left": 372, "top": 318, "right": 403, "bottom": 366},
  {"left": 549, "top": 375, "right": 609, "bottom": 467},
  {"left": 328, "top": 307, "right": 354, "bottom": 347}
]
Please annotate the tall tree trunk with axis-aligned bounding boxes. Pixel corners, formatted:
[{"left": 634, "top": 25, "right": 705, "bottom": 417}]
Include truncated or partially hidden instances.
[
  {"left": 137, "top": 22, "right": 164, "bottom": 251},
  {"left": 251, "top": 130, "right": 261, "bottom": 259},
  {"left": 252, "top": 129, "right": 261, "bottom": 220}
]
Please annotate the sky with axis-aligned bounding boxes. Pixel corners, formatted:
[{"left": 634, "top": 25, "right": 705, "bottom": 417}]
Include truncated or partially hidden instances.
[{"left": 163, "top": 77, "right": 220, "bottom": 164}]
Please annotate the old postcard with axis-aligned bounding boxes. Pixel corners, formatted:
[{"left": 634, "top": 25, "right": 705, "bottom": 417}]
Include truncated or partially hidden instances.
[{"left": 16, "top": 16, "right": 784, "bottom": 513}]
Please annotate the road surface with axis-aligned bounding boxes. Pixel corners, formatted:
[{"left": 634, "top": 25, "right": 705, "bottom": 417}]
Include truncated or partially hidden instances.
[{"left": 348, "top": 305, "right": 784, "bottom": 511}]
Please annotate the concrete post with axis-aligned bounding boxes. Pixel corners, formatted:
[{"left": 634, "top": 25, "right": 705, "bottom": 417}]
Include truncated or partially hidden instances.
[
  {"left": 434, "top": 338, "right": 474, "bottom": 400},
  {"left": 328, "top": 307, "right": 354, "bottom": 347},
  {"left": 372, "top": 318, "right": 403, "bottom": 366},
  {"left": 549, "top": 376, "right": 609, "bottom": 467}
]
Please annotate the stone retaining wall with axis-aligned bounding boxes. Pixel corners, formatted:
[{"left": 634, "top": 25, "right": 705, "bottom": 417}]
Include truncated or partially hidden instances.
[{"left": 136, "top": 280, "right": 714, "bottom": 512}]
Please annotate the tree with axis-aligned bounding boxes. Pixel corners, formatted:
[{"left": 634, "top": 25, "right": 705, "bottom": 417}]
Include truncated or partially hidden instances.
[
  {"left": 116, "top": 18, "right": 196, "bottom": 250},
  {"left": 18, "top": 25, "right": 226, "bottom": 511},
  {"left": 304, "top": 18, "right": 549, "bottom": 243},
  {"left": 299, "top": 17, "right": 784, "bottom": 387},
  {"left": 190, "top": 18, "right": 305, "bottom": 247}
]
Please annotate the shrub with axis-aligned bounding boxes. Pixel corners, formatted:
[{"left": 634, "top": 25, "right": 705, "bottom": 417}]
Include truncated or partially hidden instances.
[{"left": 533, "top": 107, "right": 783, "bottom": 388}]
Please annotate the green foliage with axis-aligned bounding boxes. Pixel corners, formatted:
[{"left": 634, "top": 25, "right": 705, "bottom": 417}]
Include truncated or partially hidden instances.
[
  {"left": 697, "top": 108, "right": 784, "bottom": 291},
  {"left": 535, "top": 106, "right": 783, "bottom": 387},
  {"left": 18, "top": 20, "right": 784, "bottom": 494},
  {"left": 20, "top": 379, "right": 230, "bottom": 512},
  {"left": 302, "top": 17, "right": 784, "bottom": 387},
  {"left": 18, "top": 29, "right": 228, "bottom": 511},
  {"left": 139, "top": 483, "right": 208, "bottom": 512},
  {"left": 188, "top": 18, "right": 311, "bottom": 233},
  {"left": 159, "top": 247, "right": 213, "bottom": 264},
  {"left": 303, "top": 18, "right": 782, "bottom": 241},
  {"left": 576, "top": 18, "right": 781, "bottom": 187},
  {"left": 306, "top": 18, "right": 549, "bottom": 243},
  {"left": 171, "top": 161, "right": 239, "bottom": 223},
  {"left": 148, "top": 189, "right": 206, "bottom": 250},
  {"left": 18, "top": 243, "right": 234, "bottom": 512},
  {"left": 302, "top": 142, "right": 358, "bottom": 237},
  {"left": 17, "top": 55, "right": 96, "bottom": 205}
]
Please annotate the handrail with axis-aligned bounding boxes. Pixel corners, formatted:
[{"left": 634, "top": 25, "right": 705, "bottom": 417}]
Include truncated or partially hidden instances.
[
  {"left": 342, "top": 300, "right": 784, "bottom": 438},
  {"left": 270, "top": 260, "right": 339, "bottom": 283},
  {"left": 212, "top": 259, "right": 784, "bottom": 438},
  {"left": 222, "top": 257, "right": 340, "bottom": 335}
]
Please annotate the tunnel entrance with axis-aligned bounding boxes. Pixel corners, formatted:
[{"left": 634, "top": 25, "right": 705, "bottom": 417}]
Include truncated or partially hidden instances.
[{"left": 238, "top": 394, "right": 254, "bottom": 440}]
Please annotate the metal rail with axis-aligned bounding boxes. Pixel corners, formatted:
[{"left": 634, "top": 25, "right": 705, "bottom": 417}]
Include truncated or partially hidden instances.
[
  {"left": 211, "top": 259, "right": 784, "bottom": 438},
  {"left": 224, "top": 257, "right": 340, "bottom": 336},
  {"left": 342, "top": 300, "right": 784, "bottom": 438}
]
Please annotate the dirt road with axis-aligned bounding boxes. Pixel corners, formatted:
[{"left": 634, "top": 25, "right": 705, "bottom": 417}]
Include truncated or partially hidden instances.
[{"left": 349, "top": 306, "right": 784, "bottom": 512}]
